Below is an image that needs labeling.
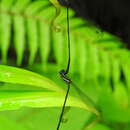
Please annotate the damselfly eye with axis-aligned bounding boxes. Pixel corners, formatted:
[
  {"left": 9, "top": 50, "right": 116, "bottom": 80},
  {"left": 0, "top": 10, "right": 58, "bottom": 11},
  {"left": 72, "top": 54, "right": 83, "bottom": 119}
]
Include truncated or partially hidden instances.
[
  {"left": 59, "top": 69, "right": 66, "bottom": 76},
  {"left": 58, "top": 0, "right": 70, "bottom": 6}
]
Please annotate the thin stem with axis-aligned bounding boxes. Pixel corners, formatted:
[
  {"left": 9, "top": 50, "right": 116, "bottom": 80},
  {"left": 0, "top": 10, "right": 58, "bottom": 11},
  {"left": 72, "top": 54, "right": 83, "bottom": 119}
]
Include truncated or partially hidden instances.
[
  {"left": 56, "top": 84, "right": 71, "bottom": 130},
  {"left": 65, "top": 7, "right": 71, "bottom": 75},
  {"left": 57, "top": 4, "right": 71, "bottom": 129}
]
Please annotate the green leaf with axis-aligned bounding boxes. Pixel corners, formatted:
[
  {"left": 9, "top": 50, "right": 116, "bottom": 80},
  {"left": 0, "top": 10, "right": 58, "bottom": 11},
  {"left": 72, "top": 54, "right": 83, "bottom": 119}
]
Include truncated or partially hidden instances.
[
  {"left": 26, "top": 18, "right": 38, "bottom": 65},
  {"left": 11, "top": 0, "right": 31, "bottom": 65},
  {"left": 0, "top": 14, "right": 11, "bottom": 64},
  {"left": 39, "top": 21, "right": 51, "bottom": 70},
  {"left": 99, "top": 87, "right": 130, "bottom": 122},
  {"left": 52, "top": 30, "right": 65, "bottom": 70},
  {"left": 113, "top": 82, "right": 129, "bottom": 109},
  {"left": 0, "top": 65, "right": 99, "bottom": 117},
  {"left": 0, "top": 65, "right": 63, "bottom": 92},
  {"left": 13, "top": 16, "right": 25, "bottom": 66},
  {"left": 1, "top": 0, "right": 130, "bottom": 127},
  {"left": 0, "top": 115, "right": 27, "bottom": 130},
  {"left": 87, "top": 123, "right": 111, "bottom": 130},
  {"left": 0, "top": 91, "right": 96, "bottom": 113},
  {"left": 78, "top": 39, "right": 87, "bottom": 82}
]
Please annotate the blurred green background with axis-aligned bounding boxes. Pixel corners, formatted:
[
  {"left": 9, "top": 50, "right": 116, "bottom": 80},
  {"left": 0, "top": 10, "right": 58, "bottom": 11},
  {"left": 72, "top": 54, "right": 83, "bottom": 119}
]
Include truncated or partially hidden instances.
[{"left": 0, "top": 0, "right": 130, "bottom": 130}]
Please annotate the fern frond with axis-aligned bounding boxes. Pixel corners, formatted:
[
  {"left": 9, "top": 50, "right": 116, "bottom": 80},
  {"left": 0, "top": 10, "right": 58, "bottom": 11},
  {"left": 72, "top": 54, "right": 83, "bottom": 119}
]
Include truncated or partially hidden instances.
[{"left": 0, "top": 0, "right": 129, "bottom": 85}]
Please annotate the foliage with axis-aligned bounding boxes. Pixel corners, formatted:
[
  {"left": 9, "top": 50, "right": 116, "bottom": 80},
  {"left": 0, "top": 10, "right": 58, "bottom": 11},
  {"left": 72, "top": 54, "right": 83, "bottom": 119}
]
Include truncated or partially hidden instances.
[
  {"left": 0, "top": 0, "right": 130, "bottom": 129},
  {"left": 0, "top": 65, "right": 98, "bottom": 116}
]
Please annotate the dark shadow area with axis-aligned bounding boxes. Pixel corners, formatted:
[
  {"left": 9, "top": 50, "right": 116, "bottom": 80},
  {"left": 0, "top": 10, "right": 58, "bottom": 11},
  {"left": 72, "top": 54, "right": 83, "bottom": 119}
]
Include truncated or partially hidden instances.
[{"left": 59, "top": 0, "right": 130, "bottom": 48}]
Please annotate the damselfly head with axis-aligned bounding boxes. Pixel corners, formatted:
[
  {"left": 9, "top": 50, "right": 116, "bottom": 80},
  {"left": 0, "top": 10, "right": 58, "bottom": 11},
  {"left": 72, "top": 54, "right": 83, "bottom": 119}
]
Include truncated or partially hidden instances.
[{"left": 59, "top": 69, "right": 66, "bottom": 76}]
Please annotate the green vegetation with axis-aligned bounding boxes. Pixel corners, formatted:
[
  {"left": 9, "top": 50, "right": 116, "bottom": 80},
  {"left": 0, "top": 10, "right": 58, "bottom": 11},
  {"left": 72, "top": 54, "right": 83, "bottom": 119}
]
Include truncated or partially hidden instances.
[{"left": 0, "top": 0, "right": 130, "bottom": 129}]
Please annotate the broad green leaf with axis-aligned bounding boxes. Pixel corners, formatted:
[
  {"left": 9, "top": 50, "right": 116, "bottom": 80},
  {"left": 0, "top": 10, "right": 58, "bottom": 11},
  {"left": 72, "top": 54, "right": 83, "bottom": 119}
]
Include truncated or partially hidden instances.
[
  {"left": 0, "top": 91, "right": 99, "bottom": 116},
  {"left": 0, "top": 65, "right": 63, "bottom": 92},
  {"left": 0, "top": 115, "right": 27, "bottom": 130},
  {"left": 0, "top": 65, "right": 100, "bottom": 119},
  {"left": 86, "top": 123, "right": 111, "bottom": 130}
]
